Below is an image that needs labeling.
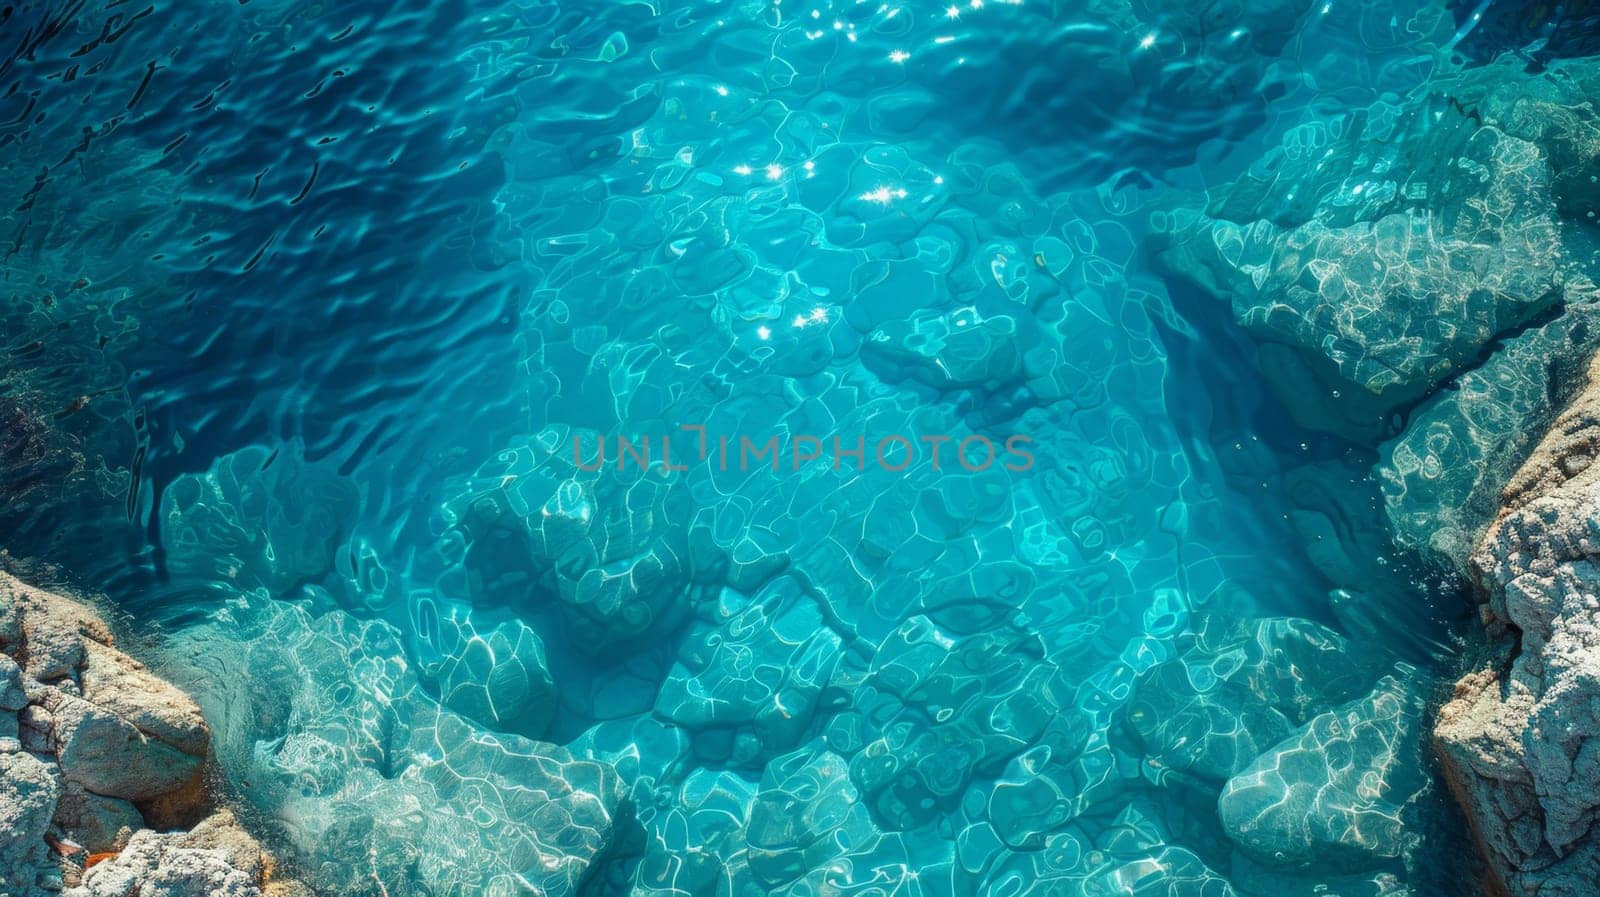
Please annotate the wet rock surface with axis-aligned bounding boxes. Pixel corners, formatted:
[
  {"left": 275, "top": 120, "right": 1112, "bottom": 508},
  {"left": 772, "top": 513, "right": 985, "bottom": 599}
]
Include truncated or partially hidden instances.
[
  {"left": 1, "top": 749, "right": 62, "bottom": 896},
  {"left": 163, "top": 593, "right": 632, "bottom": 897},
  {"left": 65, "top": 810, "right": 308, "bottom": 897},
  {"left": 1435, "top": 352, "right": 1600, "bottom": 896},
  {"left": 0, "top": 571, "right": 299, "bottom": 897},
  {"left": 1157, "top": 55, "right": 1600, "bottom": 570}
]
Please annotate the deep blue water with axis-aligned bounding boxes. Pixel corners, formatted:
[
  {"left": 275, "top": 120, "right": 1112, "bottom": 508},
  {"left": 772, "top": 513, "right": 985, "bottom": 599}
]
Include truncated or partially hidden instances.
[{"left": 0, "top": 0, "right": 1543, "bottom": 894}]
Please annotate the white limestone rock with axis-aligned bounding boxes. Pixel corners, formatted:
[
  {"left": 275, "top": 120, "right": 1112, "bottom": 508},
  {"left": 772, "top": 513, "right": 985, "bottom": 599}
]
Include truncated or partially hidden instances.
[
  {"left": 0, "top": 748, "right": 63, "bottom": 897},
  {"left": 1436, "top": 352, "right": 1600, "bottom": 895},
  {"left": 0, "top": 571, "right": 304, "bottom": 897}
]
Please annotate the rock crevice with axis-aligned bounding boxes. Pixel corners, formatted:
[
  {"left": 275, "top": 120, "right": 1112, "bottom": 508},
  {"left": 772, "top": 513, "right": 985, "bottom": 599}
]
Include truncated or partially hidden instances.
[
  {"left": 1156, "top": 49, "right": 1600, "bottom": 896},
  {"left": 0, "top": 569, "right": 305, "bottom": 897},
  {"left": 1436, "top": 351, "right": 1600, "bottom": 897}
]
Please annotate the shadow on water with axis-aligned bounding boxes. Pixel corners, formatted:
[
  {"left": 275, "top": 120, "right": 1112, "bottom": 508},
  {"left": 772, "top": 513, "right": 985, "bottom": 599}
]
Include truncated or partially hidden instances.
[
  {"left": 1153, "top": 264, "right": 1474, "bottom": 666},
  {"left": 0, "top": 1, "right": 1567, "bottom": 895}
]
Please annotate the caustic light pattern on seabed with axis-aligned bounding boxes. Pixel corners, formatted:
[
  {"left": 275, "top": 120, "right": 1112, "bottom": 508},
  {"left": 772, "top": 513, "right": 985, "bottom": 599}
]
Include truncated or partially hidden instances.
[{"left": 5, "top": 0, "right": 1598, "bottom": 896}]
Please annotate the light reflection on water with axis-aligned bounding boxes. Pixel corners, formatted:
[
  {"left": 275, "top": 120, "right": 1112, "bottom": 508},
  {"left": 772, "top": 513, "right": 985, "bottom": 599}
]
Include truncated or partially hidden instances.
[{"left": 0, "top": 1, "right": 1503, "bottom": 895}]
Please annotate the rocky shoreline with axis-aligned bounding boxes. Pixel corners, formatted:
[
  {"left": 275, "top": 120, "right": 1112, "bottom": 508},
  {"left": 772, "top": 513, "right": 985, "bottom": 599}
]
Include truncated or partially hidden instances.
[
  {"left": 0, "top": 569, "right": 306, "bottom": 897},
  {"left": 1158, "top": 51, "right": 1600, "bottom": 897},
  {"left": 1436, "top": 351, "right": 1600, "bottom": 897},
  {"left": 2, "top": 9, "right": 1599, "bottom": 896}
]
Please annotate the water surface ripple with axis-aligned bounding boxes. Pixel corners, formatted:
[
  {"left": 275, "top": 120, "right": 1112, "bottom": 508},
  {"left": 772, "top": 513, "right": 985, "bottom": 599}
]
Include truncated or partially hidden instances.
[{"left": 0, "top": 1, "right": 1498, "bottom": 895}]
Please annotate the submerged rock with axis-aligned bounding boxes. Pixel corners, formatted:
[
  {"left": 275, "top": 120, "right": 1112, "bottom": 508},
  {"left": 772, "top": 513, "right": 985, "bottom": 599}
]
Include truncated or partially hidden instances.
[
  {"left": 1219, "top": 673, "right": 1427, "bottom": 870},
  {"left": 1127, "top": 616, "right": 1381, "bottom": 786},
  {"left": 656, "top": 574, "right": 845, "bottom": 765},
  {"left": 164, "top": 594, "right": 632, "bottom": 897},
  {"left": 442, "top": 425, "right": 700, "bottom": 655},
  {"left": 744, "top": 746, "right": 878, "bottom": 891},
  {"left": 1156, "top": 60, "right": 1600, "bottom": 569},
  {"left": 1151, "top": 33, "right": 1600, "bottom": 894},
  {"left": 427, "top": 615, "right": 559, "bottom": 740},
  {"left": 978, "top": 800, "right": 1240, "bottom": 897},
  {"left": 1157, "top": 56, "right": 1598, "bottom": 441},
  {"left": 838, "top": 616, "right": 1082, "bottom": 833},
  {"left": 159, "top": 445, "right": 360, "bottom": 598},
  {"left": 1380, "top": 302, "right": 1600, "bottom": 571}
]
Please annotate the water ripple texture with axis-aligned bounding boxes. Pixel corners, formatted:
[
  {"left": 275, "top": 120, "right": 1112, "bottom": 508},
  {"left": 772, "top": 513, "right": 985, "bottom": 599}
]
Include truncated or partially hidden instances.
[{"left": 0, "top": 0, "right": 1552, "bottom": 896}]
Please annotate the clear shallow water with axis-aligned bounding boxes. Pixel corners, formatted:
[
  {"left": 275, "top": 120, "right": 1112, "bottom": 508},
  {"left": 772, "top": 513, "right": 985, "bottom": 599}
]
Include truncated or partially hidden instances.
[{"left": 0, "top": 0, "right": 1518, "bottom": 895}]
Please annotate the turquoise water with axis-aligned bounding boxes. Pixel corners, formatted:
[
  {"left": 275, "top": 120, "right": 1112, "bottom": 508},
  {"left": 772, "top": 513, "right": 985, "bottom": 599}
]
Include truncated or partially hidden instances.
[{"left": 2, "top": 0, "right": 1565, "bottom": 894}]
